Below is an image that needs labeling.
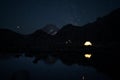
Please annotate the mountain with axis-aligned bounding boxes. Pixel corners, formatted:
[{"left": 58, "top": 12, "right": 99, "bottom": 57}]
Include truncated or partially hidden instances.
[
  {"left": 82, "top": 8, "right": 120, "bottom": 46},
  {"left": 55, "top": 24, "right": 84, "bottom": 45},
  {"left": 0, "top": 8, "right": 120, "bottom": 52},
  {"left": 41, "top": 24, "right": 59, "bottom": 35},
  {"left": 24, "top": 29, "right": 55, "bottom": 52},
  {"left": 55, "top": 8, "right": 120, "bottom": 47},
  {"left": 0, "top": 29, "right": 25, "bottom": 52}
]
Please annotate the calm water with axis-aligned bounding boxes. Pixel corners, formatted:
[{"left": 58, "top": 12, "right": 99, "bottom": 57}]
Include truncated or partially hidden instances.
[{"left": 0, "top": 53, "right": 111, "bottom": 80}]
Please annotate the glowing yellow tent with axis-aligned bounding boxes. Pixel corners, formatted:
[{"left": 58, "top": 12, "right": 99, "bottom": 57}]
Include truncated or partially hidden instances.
[{"left": 84, "top": 41, "right": 92, "bottom": 46}]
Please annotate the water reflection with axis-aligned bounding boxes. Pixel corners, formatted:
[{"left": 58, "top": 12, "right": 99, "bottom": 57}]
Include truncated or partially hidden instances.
[
  {"left": 82, "top": 76, "right": 85, "bottom": 80},
  {"left": 84, "top": 53, "right": 92, "bottom": 59},
  {"left": 11, "top": 70, "right": 30, "bottom": 80},
  {"left": 0, "top": 51, "right": 112, "bottom": 80}
]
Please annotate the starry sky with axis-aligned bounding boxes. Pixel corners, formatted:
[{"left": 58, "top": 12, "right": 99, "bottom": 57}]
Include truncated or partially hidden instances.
[{"left": 0, "top": 0, "right": 120, "bottom": 34}]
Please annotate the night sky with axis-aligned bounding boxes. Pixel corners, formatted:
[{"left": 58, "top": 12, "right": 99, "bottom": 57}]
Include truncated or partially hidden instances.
[{"left": 0, "top": 0, "right": 120, "bottom": 34}]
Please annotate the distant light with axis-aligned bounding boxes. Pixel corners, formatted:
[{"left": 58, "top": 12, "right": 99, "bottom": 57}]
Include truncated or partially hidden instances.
[
  {"left": 84, "top": 54, "right": 92, "bottom": 58},
  {"left": 65, "top": 40, "right": 72, "bottom": 44},
  {"left": 17, "top": 26, "right": 20, "bottom": 29},
  {"left": 65, "top": 41, "right": 68, "bottom": 44},
  {"left": 82, "top": 76, "right": 85, "bottom": 80},
  {"left": 84, "top": 41, "right": 92, "bottom": 46},
  {"left": 68, "top": 40, "right": 72, "bottom": 43}
]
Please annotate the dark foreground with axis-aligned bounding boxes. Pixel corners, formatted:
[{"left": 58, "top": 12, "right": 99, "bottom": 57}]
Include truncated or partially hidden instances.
[{"left": 0, "top": 45, "right": 120, "bottom": 80}]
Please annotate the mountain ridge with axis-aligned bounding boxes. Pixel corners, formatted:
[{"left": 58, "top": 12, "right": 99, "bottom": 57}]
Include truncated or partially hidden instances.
[{"left": 0, "top": 8, "right": 120, "bottom": 52}]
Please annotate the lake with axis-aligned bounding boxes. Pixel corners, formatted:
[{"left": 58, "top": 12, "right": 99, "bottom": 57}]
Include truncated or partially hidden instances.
[{"left": 0, "top": 52, "right": 112, "bottom": 80}]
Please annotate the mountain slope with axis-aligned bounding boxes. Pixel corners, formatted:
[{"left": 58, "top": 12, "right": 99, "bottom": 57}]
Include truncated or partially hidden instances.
[
  {"left": 41, "top": 24, "right": 59, "bottom": 35},
  {"left": 0, "top": 29, "right": 25, "bottom": 52},
  {"left": 55, "top": 8, "right": 120, "bottom": 47}
]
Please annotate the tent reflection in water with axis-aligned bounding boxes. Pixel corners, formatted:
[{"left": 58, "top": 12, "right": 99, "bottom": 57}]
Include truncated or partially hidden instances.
[{"left": 84, "top": 53, "right": 92, "bottom": 59}]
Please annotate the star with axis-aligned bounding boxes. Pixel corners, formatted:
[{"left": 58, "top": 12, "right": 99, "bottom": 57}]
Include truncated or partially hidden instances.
[{"left": 17, "top": 26, "right": 20, "bottom": 29}]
